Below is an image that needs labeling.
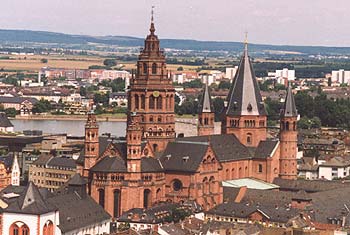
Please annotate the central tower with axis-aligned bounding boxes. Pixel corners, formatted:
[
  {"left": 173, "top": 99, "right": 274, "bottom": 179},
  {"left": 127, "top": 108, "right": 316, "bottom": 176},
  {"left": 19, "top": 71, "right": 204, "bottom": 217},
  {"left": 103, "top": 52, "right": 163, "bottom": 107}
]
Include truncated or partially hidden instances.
[
  {"left": 128, "top": 14, "right": 175, "bottom": 153},
  {"left": 222, "top": 40, "right": 267, "bottom": 147}
]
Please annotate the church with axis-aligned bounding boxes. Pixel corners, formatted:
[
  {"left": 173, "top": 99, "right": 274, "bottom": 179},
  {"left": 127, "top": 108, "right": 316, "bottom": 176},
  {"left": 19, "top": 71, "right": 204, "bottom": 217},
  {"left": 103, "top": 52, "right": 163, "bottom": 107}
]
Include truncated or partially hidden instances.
[{"left": 77, "top": 17, "right": 298, "bottom": 218}]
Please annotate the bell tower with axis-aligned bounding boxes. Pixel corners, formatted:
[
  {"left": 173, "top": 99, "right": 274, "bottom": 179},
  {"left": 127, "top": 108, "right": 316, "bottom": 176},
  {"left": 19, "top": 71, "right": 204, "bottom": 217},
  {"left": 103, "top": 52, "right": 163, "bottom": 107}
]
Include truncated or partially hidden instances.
[
  {"left": 223, "top": 39, "right": 267, "bottom": 147},
  {"left": 84, "top": 112, "right": 99, "bottom": 176},
  {"left": 128, "top": 9, "right": 175, "bottom": 152},
  {"left": 198, "top": 82, "right": 215, "bottom": 136},
  {"left": 126, "top": 113, "right": 142, "bottom": 180},
  {"left": 279, "top": 85, "right": 298, "bottom": 180}
]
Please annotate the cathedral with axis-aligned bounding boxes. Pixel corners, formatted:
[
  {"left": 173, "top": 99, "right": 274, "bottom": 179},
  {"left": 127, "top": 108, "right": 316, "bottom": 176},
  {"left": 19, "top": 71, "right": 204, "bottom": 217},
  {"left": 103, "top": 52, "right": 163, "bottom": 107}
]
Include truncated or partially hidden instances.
[{"left": 77, "top": 17, "right": 298, "bottom": 218}]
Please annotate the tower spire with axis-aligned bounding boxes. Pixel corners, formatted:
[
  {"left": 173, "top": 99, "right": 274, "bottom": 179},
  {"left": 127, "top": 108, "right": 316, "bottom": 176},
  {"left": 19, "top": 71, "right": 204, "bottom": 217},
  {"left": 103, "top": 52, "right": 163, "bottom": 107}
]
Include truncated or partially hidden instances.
[
  {"left": 244, "top": 31, "right": 248, "bottom": 54},
  {"left": 150, "top": 6, "right": 155, "bottom": 34}
]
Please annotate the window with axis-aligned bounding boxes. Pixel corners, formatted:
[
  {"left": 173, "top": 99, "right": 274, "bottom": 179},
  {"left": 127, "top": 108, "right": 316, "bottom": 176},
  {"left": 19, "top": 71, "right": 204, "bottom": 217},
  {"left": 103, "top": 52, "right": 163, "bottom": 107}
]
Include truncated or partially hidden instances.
[
  {"left": 143, "top": 63, "right": 147, "bottom": 74},
  {"left": 172, "top": 179, "right": 183, "bottom": 191},
  {"left": 152, "top": 63, "right": 157, "bottom": 74},
  {"left": 258, "top": 164, "right": 263, "bottom": 173},
  {"left": 247, "top": 133, "right": 252, "bottom": 145}
]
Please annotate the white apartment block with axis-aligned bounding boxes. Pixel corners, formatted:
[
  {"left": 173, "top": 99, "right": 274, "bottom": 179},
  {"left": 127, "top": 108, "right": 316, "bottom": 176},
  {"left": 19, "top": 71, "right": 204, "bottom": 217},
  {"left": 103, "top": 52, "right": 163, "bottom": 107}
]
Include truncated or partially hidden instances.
[
  {"left": 225, "top": 66, "right": 238, "bottom": 80},
  {"left": 331, "top": 69, "right": 350, "bottom": 84}
]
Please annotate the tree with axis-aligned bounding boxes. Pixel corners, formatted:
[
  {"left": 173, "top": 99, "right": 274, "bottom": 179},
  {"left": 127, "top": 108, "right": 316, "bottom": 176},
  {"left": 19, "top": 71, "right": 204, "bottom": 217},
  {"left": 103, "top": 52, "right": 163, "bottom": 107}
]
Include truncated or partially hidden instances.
[
  {"left": 32, "top": 99, "right": 52, "bottom": 114},
  {"left": 5, "top": 108, "right": 17, "bottom": 117},
  {"left": 177, "top": 66, "right": 184, "bottom": 71},
  {"left": 41, "top": 58, "right": 48, "bottom": 63},
  {"left": 218, "top": 81, "right": 231, "bottom": 90},
  {"left": 213, "top": 97, "right": 224, "bottom": 121},
  {"left": 103, "top": 58, "right": 117, "bottom": 68}
]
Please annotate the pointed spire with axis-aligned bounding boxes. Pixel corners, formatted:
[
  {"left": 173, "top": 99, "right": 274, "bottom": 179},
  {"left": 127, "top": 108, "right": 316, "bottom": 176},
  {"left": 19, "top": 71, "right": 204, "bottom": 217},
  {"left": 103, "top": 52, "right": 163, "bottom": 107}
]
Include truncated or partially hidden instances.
[
  {"left": 199, "top": 79, "right": 214, "bottom": 113},
  {"left": 281, "top": 84, "right": 298, "bottom": 117},
  {"left": 150, "top": 6, "right": 156, "bottom": 34},
  {"left": 244, "top": 31, "right": 248, "bottom": 55},
  {"left": 226, "top": 34, "right": 266, "bottom": 116}
]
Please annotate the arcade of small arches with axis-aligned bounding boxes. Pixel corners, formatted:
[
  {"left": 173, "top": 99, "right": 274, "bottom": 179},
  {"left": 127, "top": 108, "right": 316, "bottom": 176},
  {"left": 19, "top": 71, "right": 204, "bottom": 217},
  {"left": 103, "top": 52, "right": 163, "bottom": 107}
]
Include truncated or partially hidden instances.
[
  {"left": 281, "top": 121, "right": 297, "bottom": 131},
  {"left": 132, "top": 94, "right": 174, "bottom": 111},
  {"left": 9, "top": 220, "right": 54, "bottom": 235},
  {"left": 138, "top": 62, "right": 166, "bottom": 76},
  {"left": 228, "top": 119, "right": 265, "bottom": 128},
  {"left": 199, "top": 117, "right": 214, "bottom": 126}
]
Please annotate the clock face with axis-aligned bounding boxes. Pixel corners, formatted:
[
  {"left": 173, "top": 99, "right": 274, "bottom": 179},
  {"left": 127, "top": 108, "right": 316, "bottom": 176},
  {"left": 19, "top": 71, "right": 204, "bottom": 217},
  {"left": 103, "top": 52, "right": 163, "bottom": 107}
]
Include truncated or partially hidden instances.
[{"left": 153, "top": 91, "right": 160, "bottom": 97}]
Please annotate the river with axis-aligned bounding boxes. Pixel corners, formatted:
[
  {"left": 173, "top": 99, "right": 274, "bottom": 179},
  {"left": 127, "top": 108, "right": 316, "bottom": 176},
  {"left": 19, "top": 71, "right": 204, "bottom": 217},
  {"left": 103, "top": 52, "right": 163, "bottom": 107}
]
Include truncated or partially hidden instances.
[
  {"left": 11, "top": 119, "right": 127, "bottom": 136},
  {"left": 10, "top": 119, "right": 202, "bottom": 137}
]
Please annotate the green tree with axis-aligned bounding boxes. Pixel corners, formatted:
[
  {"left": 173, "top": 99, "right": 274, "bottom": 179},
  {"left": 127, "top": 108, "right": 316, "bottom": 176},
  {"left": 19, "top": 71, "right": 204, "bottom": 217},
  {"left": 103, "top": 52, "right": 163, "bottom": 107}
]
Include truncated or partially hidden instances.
[
  {"left": 41, "top": 58, "right": 48, "bottom": 63},
  {"left": 5, "top": 108, "right": 17, "bottom": 117},
  {"left": 218, "top": 80, "right": 231, "bottom": 90},
  {"left": 103, "top": 58, "right": 117, "bottom": 67},
  {"left": 177, "top": 66, "right": 184, "bottom": 71},
  {"left": 32, "top": 99, "right": 52, "bottom": 114}
]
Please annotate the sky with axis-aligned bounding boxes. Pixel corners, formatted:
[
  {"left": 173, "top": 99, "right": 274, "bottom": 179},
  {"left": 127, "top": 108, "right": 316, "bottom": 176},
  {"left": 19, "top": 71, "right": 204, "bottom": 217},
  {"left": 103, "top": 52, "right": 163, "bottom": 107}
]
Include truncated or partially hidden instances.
[{"left": 0, "top": 0, "right": 349, "bottom": 47}]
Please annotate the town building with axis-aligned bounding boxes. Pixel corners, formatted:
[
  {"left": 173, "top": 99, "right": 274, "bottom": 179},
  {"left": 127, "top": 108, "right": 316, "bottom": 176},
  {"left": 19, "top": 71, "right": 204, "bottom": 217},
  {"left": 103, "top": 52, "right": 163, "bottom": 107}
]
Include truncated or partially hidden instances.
[
  {"left": 0, "top": 154, "right": 20, "bottom": 189},
  {"left": 0, "top": 113, "right": 14, "bottom": 133},
  {"left": 0, "top": 174, "right": 111, "bottom": 235},
  {"left": 0, "top": 96, "right": 38, "bottom": 115},
  {"left": 77, "top": 18, "right": 299, "bottom": 219},
  {"left": 331, "top": 69, "right": 350, "bottom": 84},
  {"left": 29, "top": 155, "right": 77, "bottom": 192}
]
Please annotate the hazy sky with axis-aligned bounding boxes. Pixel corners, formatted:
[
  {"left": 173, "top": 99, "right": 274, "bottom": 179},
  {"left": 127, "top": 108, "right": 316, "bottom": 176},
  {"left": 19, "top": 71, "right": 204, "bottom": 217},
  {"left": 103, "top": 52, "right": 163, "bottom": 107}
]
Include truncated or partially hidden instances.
[{"left": 0, "top": 0, "right": 349, "bottom": 46}]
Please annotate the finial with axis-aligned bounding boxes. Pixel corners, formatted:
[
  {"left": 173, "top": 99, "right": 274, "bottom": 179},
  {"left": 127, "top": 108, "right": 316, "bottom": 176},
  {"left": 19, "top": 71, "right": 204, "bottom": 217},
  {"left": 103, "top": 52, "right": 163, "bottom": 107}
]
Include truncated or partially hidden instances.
[
  {"left": 150, "top": 6, "right": 156, "bottom": 34},
  {"left": 151, "top": 6, "right": 155, "bottom": 23}
]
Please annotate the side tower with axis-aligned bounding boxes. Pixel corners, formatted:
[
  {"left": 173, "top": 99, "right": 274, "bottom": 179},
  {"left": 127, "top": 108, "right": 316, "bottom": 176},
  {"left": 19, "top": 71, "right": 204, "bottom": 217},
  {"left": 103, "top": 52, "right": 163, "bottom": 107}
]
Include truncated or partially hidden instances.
[
  {"left": 198, "top": 82, "right": 215, "bottom": 136},
  {"left": 126, "top": 113, "right": 142, "bottom": 180},
  {"left": 84, "top": 112, "right": 99, "bottom": 177},
  {"left": 128, "top": 13, "right": 175, "bottom": 153},
  {"left": 279, "top": 85, "right": 298, "bottom": 179},
  {"left": 222, "top": 41, "right": 267, "bottom": 147}
]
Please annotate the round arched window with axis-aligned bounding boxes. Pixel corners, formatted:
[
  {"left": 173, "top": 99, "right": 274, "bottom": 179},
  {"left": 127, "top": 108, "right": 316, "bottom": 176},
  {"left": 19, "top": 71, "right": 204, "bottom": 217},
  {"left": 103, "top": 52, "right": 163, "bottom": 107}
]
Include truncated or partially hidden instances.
[{"left": 172, "top": 179, "right": 183, "bottom": 191}]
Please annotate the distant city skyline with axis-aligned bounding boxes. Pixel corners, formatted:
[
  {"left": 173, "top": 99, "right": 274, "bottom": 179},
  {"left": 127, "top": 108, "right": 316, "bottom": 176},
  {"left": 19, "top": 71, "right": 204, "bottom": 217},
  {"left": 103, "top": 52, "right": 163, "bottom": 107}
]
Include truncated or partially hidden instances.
[{"left": 0, "top": 0, "right": 350, "bottom": 47}]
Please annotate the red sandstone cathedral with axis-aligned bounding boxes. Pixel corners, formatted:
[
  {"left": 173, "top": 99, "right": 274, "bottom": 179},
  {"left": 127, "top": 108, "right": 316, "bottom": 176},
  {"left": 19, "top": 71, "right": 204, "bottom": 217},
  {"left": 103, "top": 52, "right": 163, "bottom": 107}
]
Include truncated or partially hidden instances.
[{"left": 77, "top": 17, "right": 298, "bottom": 218}]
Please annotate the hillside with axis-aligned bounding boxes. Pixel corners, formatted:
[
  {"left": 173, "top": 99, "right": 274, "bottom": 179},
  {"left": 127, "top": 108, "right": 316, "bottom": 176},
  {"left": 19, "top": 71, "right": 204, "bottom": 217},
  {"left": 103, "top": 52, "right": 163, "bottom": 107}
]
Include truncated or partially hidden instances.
[{"left": 0, "top": 29, "right": 349, "bottom": 55}]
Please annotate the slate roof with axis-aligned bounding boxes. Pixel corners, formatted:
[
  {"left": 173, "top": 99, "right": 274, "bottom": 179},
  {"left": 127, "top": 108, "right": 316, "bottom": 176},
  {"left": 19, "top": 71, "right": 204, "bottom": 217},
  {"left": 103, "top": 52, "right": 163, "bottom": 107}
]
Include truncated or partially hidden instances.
[
  {"left": 281, "top": 85, "right": 298, "bottom": 118},
  {"left": 90, "top": 155, "right": 127, "bottom": 173},
  {"left": 68, "top": 173, "right": 87, "bottom": 185},
  {"left": 310, "top": 186, "right": 350, "bottom": 225},
  {"left": 0, "top": 182, "right": 56, "bottom": 215},
  {"left": 198, "top": 83, "right": 214, "bottom": 113},
  {"left": 141, "top": 157, "right": 163, "bottom": 172},
  {"left": 159, "top": 141, "right": 209, "bottom": 172},
  {"left": 160, "top": 134, "right": 276, "bottom": 173},
  {"left": 253, "top": 140, "right": 279, "bottom": 159},
  {"left": 226, "top": 43, "right": 266, "bottom": 116},
  {"left": 32, "top": 155, "right": 76, "bottom": 169},
  {"left": 273, "top": 178, "right": 350, "bottom": 193},
  {"left": 207, "top": 201, "right": 299, "bottom": 223},
  {"left": 0, "top": 112, "right": 13, "bottom": 128},
  {"left": 47, "top": 193, "right": 110, "bottom": 233},
  {"left": 0, "top": 155, "right": 14, "bottom": 169},
  {"left": 0, "top": 96, "right": 38, "bottom": 104},
  {"left": 118, "top": 203, "right": 180, "bottom": 224}
]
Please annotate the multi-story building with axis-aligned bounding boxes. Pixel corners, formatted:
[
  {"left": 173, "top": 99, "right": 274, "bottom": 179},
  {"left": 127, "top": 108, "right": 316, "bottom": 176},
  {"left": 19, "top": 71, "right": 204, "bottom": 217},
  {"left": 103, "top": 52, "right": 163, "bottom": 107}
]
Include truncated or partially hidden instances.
[
  {"left": 0, "top": 175, "right": 111, "bottom": 235},
  {"left": 77, "top": 18, "right": 298, "bottom": 219},
  {"left": 331, "top": 69, "right": 350, "bottom": 84},
  {"left": 29, "top": 155, "right": 76, "bottom": 192}
]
